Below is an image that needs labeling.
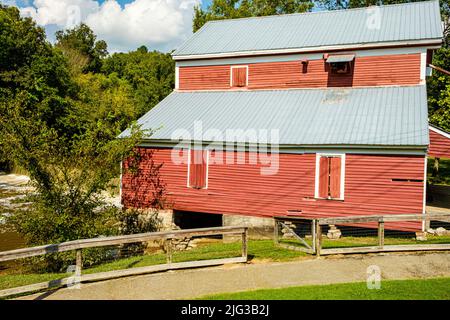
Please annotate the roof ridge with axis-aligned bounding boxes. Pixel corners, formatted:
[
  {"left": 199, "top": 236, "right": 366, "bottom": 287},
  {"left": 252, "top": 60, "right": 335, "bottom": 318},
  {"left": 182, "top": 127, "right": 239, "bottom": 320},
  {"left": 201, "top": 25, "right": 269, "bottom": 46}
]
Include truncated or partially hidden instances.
[{"left": 203, "top": 0, "right": 438, "bottom": 25}]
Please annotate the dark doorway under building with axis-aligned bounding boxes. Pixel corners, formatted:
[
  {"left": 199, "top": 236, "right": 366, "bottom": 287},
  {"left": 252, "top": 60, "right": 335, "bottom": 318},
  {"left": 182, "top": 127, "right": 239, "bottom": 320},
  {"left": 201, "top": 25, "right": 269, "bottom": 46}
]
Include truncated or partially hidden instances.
[{"left": 173, "top": 210, "right": 223, "bottom": 230}]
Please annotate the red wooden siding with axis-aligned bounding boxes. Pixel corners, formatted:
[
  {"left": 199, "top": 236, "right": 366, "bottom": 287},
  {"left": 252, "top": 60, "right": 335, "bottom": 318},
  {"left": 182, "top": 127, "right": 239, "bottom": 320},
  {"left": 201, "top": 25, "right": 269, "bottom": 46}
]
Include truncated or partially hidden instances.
[
  {"left": 189, "top": 149, "right": 207, "bottom": 188},
  {"left": 122, "top": 149, "right": 425, "bottom": 230},
  {"left": 429, "top": 128, "right": 450, "bottom": 159},
  {"left": 179, "top": 65, "right": 230, "bottom": 90},
  {"left": 178, "top": 53, "right": 421, "bottom": 90}
]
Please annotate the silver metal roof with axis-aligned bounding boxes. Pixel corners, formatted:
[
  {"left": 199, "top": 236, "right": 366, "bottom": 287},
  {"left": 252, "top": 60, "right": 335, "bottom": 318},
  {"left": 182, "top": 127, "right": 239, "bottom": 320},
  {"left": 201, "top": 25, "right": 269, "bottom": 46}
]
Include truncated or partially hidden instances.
[
  {"left": 121, "top": 85, "right": 429, "bottom": 147},
  {"left": 173, "top": 1, "right": 442, "bottom": 58}
]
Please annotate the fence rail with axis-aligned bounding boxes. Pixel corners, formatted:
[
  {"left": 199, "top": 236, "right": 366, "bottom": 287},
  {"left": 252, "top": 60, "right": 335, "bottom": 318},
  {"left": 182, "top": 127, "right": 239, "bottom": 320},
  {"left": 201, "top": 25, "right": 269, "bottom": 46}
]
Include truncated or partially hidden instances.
[
  {"left": 274, "top": 213, "right": 450, "bottom": 256},
  {"left": 0, "top": 226, "right": 248, "bottom": 299}
]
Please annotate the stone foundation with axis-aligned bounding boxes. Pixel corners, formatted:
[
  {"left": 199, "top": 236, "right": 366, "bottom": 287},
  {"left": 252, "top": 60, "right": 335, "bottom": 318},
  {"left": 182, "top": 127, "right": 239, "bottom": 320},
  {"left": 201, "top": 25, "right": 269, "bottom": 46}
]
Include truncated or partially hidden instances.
[
  {"left": 156, "top": 209, "right": 175, "bottom": 230},
  {"left": 222, "top": 214, "right": 274, "bottom": 241}
]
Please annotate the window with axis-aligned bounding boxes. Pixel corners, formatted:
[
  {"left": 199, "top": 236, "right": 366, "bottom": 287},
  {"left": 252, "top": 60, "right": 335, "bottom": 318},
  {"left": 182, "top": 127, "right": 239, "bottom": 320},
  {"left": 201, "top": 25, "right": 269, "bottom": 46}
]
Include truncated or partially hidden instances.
[
  {"left": 188, "top": 149, "right": 208, "bottom": 189},
  {"left": 330, "top": 62, "right": 351, "bottom": 74},
  {"left": 326, "top": 54, "right": 355, "bottom": 75},
  {"left": 231, "top": 66, "right": 248, "bottom": 87},
  {"left": 315, "top": 154, "right": 345, "bottom": 200}
]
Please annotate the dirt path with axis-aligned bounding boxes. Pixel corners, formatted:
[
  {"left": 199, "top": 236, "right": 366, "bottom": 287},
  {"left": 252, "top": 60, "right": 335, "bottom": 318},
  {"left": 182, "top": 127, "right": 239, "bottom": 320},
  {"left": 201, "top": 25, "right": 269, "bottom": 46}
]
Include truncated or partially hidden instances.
[{"left": 18, "top": 252, "right": 450, "bottom": 300}]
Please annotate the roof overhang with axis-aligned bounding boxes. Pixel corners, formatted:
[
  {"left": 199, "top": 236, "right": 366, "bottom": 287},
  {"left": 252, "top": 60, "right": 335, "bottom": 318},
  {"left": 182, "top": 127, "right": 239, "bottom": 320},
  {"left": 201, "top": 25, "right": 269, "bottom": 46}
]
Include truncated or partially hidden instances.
[
  {"left": 429, "top": 124, "right": 450, "bottom": 139},
  {"left": 138, "top": 138, "right": 428, "bottom": 155},
  {"left": 326, "top": 54, "right": 355, "bottom": 63},
  {"left": 172, "top": 39, "right": 442, "bottom": 61}
]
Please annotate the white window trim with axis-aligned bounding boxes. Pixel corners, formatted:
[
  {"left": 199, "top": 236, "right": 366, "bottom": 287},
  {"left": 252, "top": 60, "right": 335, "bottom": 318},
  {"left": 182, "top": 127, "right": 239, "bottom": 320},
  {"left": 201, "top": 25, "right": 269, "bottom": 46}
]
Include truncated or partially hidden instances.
[
  {"left": 420, "top": 51, "right": 427, "bottom": 83},
  {"left": 187, "top": 148, "right": 209, "bottom": 189},
  {"left": 230, "top": 65, "right": 249, "bottom": 87},
  {"left": 314, "top": 153, "right": 346, "bottom": 200},
  {"left": 175, "top": 66, "right": 180, "bottom": 89}
]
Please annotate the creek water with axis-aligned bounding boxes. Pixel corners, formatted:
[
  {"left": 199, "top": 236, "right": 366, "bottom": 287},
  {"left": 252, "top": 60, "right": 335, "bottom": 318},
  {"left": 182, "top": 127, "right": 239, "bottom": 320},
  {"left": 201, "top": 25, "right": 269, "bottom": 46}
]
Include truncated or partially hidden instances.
[{"left": 0, "top": 229, "right": 26, "bottom": 252}]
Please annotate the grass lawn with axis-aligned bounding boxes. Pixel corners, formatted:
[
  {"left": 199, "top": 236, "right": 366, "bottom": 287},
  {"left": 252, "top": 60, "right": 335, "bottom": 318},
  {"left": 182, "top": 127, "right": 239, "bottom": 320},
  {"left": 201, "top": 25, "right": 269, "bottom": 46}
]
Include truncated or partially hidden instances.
[
  {"left": 280, "top": 234, "right": 450, "bottom": 250},
  {"left": 201, "top": 277, "right": 450, "bottom": 300}
]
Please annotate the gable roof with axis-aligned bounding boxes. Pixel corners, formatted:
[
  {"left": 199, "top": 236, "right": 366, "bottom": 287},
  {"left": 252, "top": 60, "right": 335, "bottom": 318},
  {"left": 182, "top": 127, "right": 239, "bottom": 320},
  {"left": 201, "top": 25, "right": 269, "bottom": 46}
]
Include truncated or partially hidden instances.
[
  {"left": 120, "top": 85, "right": 429, "bottom": 147},
  {"left": 173, "top": 1, "right": 442, "bottom": 60},
  {"left": 429, "top": 124, "right": 450, "bottom": 139}
]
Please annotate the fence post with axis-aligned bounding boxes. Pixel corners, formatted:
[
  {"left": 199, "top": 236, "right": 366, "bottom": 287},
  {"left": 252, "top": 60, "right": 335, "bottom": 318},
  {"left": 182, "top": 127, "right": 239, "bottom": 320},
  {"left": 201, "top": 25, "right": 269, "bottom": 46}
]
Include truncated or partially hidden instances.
[
  {"left": 312, "top": 219, "right": 316, "bottom": 254},
  {"left": 378, "top": 220, "right": 385, "bottom": 248},
  {"left": 315, "top": 220, "right": 322, "bottom": 257},
  {"left": 166, "top": 238, "right": 172, "bottom": 264},
  {"left": 274, "top": 220, "right": 279, "bottom": 244},
  {"left": 75, "top": 249, "right": 82, "bottom": 277},
  {"left": 242, "top": 228, "right": 248, "bottom": 261}
]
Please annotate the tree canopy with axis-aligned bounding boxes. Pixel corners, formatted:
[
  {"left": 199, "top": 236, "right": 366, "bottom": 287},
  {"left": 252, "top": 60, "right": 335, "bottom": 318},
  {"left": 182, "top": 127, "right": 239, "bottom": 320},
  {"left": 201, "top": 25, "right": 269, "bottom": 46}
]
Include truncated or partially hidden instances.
[
  {"left": 193, "top": 0, "right": 315, "bottom": 32},
  {"left": 0, "top": 5, "right": 167, "bottom": 259},
  {"left": 55, "top": 23, "right": 108, "bottom": 74}
]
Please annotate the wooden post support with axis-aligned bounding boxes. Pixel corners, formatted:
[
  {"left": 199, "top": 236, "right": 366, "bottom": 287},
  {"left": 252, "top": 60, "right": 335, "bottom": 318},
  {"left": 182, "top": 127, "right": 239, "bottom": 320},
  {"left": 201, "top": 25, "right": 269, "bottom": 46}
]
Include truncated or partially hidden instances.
[
  {"left": 311, "top": 219, "right": 316, "bottom": 254},
  {"left": 315, "top": 220, "right": 322, "bottom": 257},
  {"left": 75, "top": 249, "right": 82, "bottom": 277},
  {"left": 378, "top": 221, "right": 385, "bottom": 248},
  {"left": 166, "top": 239, "right": 172, "bottom": 264},
  {"left": 274, "top": 220, "right": 279, "bottom": 244},
  {"left": 242, "top": 228, "right": 248, "bottom": 261}
]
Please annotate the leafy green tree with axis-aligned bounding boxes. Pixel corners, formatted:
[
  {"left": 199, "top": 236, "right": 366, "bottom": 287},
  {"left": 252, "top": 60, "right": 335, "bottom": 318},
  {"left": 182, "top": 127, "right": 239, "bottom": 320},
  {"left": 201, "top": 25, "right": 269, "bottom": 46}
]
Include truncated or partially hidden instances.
[
  {"left": 0, "top": 6, "right": 158, "bottom": 271},
  {"left": 55, "top": 23, "right": 108, "bottom": 74},
  {"left": 193, "top": 0, "right": 314, "bottom": 32},
  {"left": 102, "top": 48, "right": 175, "bottom": 117}
]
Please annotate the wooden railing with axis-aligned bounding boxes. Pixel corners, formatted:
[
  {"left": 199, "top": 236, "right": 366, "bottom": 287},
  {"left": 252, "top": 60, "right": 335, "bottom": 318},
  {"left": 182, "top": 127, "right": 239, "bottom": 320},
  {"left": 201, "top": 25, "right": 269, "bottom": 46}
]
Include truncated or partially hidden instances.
[
  {"left": 0, "top": 226, "right": 248, "bottom": 299},
  {"left": 274, "top": 213, "right": 450, "bottom": 256}
]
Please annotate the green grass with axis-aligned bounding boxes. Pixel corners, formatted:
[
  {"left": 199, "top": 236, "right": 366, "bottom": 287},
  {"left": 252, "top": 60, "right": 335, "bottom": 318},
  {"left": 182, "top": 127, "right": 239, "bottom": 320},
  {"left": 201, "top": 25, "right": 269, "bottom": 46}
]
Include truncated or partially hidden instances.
[
  {"left": 321, "top": 234, "right": 450, "bottom": 249},
  {"left": 280, "top": 234, "right": 450, "bottom": 250},
  {"left": 428, "top": 157, "right": 450, "bottom": 186},
  {"left": 200, "top": 277, "right": 450, "bottom": 300},
  {"left": 0, "top": 240, "right": 306, "bottom": 291}
]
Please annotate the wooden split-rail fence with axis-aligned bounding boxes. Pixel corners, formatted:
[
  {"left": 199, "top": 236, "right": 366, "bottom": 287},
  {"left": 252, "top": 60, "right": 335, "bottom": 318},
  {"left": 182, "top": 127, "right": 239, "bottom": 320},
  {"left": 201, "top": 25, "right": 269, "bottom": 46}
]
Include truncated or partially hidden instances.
[
  {"left": 0, "top": 226, "right": 248, "bottom": 299},
  {"left": 274, "top": 213, "right": 450, "bottom": 256}
]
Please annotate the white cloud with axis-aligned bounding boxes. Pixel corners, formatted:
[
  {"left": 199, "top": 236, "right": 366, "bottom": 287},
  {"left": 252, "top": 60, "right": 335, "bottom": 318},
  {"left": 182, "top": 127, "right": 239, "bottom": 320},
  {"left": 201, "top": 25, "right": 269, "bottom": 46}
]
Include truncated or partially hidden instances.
[
  {"left": 20, "top": 0, "right": 99, "bottom": 27},
  {"left": 18, "top": 0, "right": 200, "bottom": 52}
]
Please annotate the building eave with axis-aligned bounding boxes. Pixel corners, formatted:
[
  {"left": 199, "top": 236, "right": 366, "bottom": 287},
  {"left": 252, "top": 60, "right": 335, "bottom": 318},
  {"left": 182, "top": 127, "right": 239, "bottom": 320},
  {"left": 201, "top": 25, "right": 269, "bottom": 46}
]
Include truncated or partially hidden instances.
[
  {"left": 138, "top": 138, "right": 427, "bottom": 154},
  {"left": 172, "top": 39, "right": 442, "bottom": 61}
]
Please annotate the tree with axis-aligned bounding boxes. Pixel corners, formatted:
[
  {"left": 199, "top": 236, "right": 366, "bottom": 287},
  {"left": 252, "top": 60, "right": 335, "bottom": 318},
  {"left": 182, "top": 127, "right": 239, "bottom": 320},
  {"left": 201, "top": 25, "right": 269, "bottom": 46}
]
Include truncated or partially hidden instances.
[
  {"left": 193, "top": 0, "right": 314, "bottom": 32},
  {"left": 0, "top": 6, "right": 155, "bottom": 272},
  {"left": 55, "top": 23, "right": 108, "bottom": 74},
  {"left": 102, "top": 48, "right": 175, "bottom": 117}
]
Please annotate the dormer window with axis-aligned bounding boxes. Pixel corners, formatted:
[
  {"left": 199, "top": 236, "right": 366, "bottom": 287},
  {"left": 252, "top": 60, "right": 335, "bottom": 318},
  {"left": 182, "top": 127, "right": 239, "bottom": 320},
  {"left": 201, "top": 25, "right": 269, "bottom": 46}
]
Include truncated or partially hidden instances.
[
  {"left": 231, "top": 66, "right": 248, "bottom": 87},
  {"left": 326, "top": 54, "right": 355, "bottom": 75}
]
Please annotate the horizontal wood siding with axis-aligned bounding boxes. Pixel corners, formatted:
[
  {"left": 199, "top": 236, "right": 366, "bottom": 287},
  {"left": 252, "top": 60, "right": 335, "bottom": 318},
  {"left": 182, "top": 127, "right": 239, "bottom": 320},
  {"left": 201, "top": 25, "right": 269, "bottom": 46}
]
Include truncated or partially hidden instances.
[
  {"left": 429, "top": 129, "right": 450, "bottom": 159},
  {"left": 122, "top": 149, "right": 425, "bottom": 230},
  {"left": 179, "top": 65, "right": 230, "bottom": 90},
  {"left": 178, "top": 53, "right": 421, "bottom": 90}
]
